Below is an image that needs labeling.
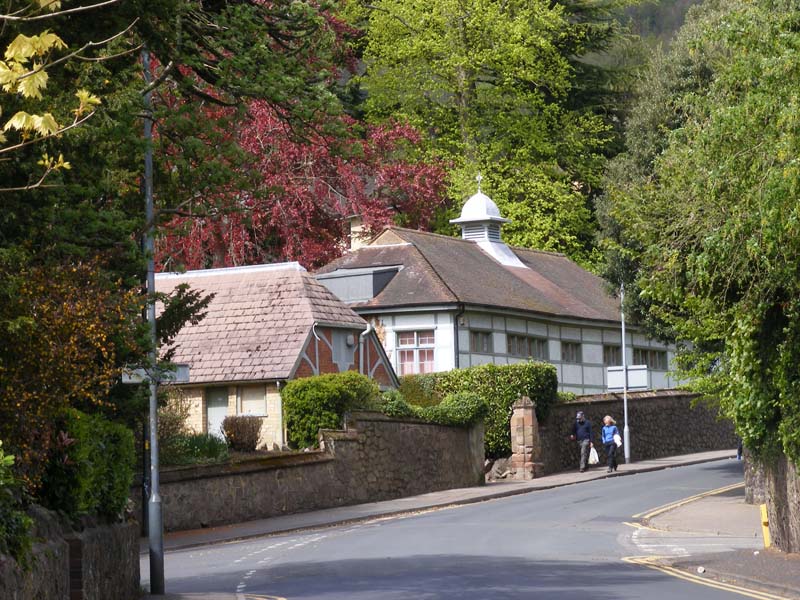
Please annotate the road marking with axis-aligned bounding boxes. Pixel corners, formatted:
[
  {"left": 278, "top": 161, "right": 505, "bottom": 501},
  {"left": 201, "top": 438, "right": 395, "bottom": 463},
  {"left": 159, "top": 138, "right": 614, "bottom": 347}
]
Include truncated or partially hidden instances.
[
  {"left": 632, "top": 482, "right": 744, "bottom": 520},
  {"left": 622, "top": 556, "right": 790, "bottom": 600}
]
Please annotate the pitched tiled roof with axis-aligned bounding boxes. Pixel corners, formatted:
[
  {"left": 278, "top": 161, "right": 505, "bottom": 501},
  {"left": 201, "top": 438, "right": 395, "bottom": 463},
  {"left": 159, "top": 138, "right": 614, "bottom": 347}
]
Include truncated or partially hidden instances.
[
  {"left": 155, "top": 264, "right": 366, "bottom": 384},
  {"left": 316, "top": 228, "right": 620, "bottom": 323}
]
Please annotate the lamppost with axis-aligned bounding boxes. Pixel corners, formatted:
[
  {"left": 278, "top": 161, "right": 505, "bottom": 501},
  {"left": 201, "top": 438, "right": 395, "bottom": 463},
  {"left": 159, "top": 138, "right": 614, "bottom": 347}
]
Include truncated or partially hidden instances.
[
  {"left": 620, "top": 283, "right": 631, "bottom": 464},
  {"left": 142, "top": 46, "right": 164, "bottom": 595}
]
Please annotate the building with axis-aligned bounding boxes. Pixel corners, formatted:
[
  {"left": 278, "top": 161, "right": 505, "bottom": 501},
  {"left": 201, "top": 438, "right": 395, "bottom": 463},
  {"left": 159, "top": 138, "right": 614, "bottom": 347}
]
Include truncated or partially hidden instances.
[
  {"left": 316, "top": 189, "right": 677, "bottom": 395},
  {"left": 155, "top": 262, "right": 397, "bottom": 447}
]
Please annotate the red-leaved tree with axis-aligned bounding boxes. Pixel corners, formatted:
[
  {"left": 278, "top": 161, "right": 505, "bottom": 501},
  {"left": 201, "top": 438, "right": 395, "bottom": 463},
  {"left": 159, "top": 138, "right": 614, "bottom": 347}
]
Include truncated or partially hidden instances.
[{"left": 156, "top": 103, "right": 448, "bottom": 271}]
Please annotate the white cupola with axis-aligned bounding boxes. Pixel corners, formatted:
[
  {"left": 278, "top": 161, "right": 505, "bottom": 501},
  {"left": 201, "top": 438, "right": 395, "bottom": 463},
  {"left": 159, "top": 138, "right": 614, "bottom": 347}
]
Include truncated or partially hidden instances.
[{"left": 450, "top": 175, "right": 528, "bottom": 268}]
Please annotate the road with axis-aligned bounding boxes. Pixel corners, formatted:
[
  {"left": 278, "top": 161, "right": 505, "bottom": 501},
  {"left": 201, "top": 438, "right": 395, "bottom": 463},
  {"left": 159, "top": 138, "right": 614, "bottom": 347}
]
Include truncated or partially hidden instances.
[{"left": 144, "top": 460, "right": 755, "bottom": 599}]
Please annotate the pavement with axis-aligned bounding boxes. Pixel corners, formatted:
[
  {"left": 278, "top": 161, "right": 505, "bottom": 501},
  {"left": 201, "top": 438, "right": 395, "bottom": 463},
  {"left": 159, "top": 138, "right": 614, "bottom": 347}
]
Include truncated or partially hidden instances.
[{"left": 140, "top": 448, "right": 800, "bottom": 599}]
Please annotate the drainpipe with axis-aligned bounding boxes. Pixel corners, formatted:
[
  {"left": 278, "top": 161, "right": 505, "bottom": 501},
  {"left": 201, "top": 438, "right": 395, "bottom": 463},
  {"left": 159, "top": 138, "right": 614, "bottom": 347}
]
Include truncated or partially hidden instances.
[
  {"left": 277, "top": 379, "right": 285, "bottom": 447},
  {"left": 359, "top": 322, "right": 373, "bottom": 375},
  {"left": 454, "top": 304, "right": 466, "bottom": 369}
]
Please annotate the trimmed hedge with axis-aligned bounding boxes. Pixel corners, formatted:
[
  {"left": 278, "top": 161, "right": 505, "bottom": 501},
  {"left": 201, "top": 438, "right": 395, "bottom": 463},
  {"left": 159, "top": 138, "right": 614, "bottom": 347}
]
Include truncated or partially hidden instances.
[
  {"left": 378, "top": 390, "right": 488, "bottom": 427},
  {"left": 40, "top": 409, "right": 135, "bottom": 520},
  {"left": 399, "top": 362, "right": 558, "bottom": 458},
  {"left": 283, "top": 371, "right": 380, "bottom": 449}
]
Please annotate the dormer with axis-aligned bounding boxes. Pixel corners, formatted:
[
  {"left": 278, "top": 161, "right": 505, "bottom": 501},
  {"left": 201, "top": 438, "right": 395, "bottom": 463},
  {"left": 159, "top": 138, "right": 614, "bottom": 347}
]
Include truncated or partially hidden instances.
[{"left": 450, "top": 178, "right": 528, "bottom": 269}]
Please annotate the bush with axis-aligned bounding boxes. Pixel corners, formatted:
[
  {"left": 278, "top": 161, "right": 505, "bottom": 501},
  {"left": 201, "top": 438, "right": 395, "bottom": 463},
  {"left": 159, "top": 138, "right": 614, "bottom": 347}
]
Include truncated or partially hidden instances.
[
  {"left": 222, "top": 416, "right": 263, "bottom": 452},
  {"left": 160, "top": 432, "right": 229, "bottom": 466},
  {"left": 158, "top": 390, "right": 192, "bottom": 444},
  {"left": 399, "top": 362, "right": 558, "bottom": 458},
  {"left": 397, "top": 374, "right": 442, "bottom": 407},
  {"left": 378, "top": 390, "right": 417, "bottom": 419},
  {"left": 283, "top": 371, "right": 381, "bottom": 449},
  {"left": 417, "top": 392, "right": 489, "bottom": 426},
  {"left": 40, "top": 409, "right": 135, "bottom": 520},
  {"left": 0, "top": 440, "right": 32, "bottom": 563},
  {"left": 557, "top": 391, "right": 578, "bottom": 403}
]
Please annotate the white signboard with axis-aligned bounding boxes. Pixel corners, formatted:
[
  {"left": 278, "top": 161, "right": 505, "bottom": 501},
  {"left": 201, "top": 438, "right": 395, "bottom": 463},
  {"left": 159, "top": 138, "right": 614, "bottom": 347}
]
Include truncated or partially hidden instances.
[
  {"left": 606, "top": 365, "right": 648, "bottom": 391},
  {"left": 122, "top": 364, "right": 190, "bottom": 384}
]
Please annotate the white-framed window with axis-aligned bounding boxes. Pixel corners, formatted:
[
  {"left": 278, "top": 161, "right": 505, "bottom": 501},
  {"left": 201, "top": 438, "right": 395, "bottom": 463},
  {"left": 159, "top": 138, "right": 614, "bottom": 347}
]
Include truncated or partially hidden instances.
[
  {"left": 507, "top": 335, "right": 548, "bottom": 360},
  {"left": 470, "top": 330, "right": 493, "bottom": 354},
  {"left": 239, "top": 385, "right": 266, "bottom": 416},
  {"left": 397, "top": 329, "right": 435, "bottom": 375},
  {"left": 634, "top": 348, "right": 668, "bottom": 370},
  {"left": 603, "top": 344, "right": 621, "bottom": 366},
  {"left": 561, "top": 341, "right": 582, "bottom": 363}
]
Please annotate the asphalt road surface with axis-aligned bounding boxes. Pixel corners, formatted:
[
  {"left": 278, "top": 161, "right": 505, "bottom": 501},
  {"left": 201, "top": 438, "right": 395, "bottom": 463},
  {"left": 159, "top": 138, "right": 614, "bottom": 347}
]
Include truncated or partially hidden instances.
[{"left": 144, "top": 460, "right": 752, "bottom": 599}]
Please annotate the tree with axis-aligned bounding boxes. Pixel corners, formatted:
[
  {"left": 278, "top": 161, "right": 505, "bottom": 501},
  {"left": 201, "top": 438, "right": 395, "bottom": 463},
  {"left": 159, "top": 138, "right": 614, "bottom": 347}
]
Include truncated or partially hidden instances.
[
  {"left": 600, "top": 0, "right": 800, "bottom": 462},
  {"left": 156, "top": 106, "right": 448, "bottom": 270},
  {"left": 347, "top": 0, "right": 635, "bottom": 265}
]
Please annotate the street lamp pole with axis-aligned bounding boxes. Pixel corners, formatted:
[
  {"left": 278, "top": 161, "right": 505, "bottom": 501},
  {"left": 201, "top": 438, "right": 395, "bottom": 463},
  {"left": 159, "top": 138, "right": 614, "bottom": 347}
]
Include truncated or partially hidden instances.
[
  {"left": 621, "top": 283, "right": 631, "bottom": 464},
  {"left": 142, "top": 46, "right": 165, "bottom": 595}
]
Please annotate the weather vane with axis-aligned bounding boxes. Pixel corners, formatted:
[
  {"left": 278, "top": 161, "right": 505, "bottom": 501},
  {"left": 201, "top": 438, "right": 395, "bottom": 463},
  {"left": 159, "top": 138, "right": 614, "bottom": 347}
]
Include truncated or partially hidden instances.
[{"left": 476, "top": 173, "right": 483, "bottom": 193}]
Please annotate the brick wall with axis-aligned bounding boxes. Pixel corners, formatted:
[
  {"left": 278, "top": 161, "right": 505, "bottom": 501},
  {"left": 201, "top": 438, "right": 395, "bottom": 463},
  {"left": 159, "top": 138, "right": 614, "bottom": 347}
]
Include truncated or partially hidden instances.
[
  {"left": 538, "top": 390, "right": 737, "bottom": 474},
  {"left": 131, "top": 412, "right": 484, "bottom": 532}
]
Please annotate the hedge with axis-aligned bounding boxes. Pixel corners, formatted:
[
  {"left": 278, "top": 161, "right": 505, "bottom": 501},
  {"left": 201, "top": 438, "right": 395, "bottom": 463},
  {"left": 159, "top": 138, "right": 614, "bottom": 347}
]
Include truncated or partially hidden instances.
[
  {"left": 0, "top": 440, "right": 32, "bottom": 563},
  {"left": 222, "top": 415, "right": 263, "bottom": 451},
  {"left": 379, "top": 390, "right": 488, "bottom": 427},
  {"left": 398, "top": 362, "right": 558, "bottom": 458},
  {"left": 40, "top": 409, "right": 135, "bottom": 520},
  {"left": 283, "top": 371, "right": 380, "bottom": 449}
]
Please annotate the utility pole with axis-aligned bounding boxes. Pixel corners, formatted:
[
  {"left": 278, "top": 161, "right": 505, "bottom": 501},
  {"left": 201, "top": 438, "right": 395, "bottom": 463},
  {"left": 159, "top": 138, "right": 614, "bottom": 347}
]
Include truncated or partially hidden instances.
[
  {"left": 621, "top": 283, "right": 631, "bottom": 464},
  {"left": 142, "top": 46, "right": 165, "bottom": 595}
]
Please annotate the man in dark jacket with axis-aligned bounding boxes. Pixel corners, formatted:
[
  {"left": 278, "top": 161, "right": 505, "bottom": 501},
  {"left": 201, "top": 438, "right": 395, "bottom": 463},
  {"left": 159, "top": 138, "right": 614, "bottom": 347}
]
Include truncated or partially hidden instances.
[{"left": 570, "top": 411, "right": 593, "bottom": 472}]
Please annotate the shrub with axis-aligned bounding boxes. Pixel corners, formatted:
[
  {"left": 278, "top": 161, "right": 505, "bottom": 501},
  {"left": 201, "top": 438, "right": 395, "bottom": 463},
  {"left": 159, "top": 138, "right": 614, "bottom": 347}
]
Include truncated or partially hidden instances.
[
  {"left": 0, "top": 440, "right": 32, "bottom": 563},
  {"left": 378, "top": 390, "right": 417, "bottom": 419},
  {"left": 283, "top": 371, "right": 381, "bottom": 449},
  {"left": 397, "top": 373, "right": 442, "bottom": 407},
  {"left": 557, "top": 391, "right": 578, "bottom": 403},
  {"left": 158, "top": 390, "right": 193, "bottom": 444},
  {"left": 398, "top": 362, "right": 558, "bottom": 458},
  {"left": 160, "top": 433, "right": 229, "bottom": 466},
  {"left": 40, "top": 409, "right": 135, "bottom": 520},
  {"left": 221, "top": 416, "right": 263, "bottom": 452},
  {"left": 417, "top": 392, "right": 489, "bottom": 426}
]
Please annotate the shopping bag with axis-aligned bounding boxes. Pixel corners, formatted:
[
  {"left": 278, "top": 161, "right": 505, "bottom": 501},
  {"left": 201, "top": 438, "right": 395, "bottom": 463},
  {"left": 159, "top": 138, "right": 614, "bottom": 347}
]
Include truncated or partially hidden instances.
[
  {"left": 588, "top": 446, "right": 599, "bottom": 465},
  {"left": 614, "top": 433, "right": 623, "bottom": 448}
]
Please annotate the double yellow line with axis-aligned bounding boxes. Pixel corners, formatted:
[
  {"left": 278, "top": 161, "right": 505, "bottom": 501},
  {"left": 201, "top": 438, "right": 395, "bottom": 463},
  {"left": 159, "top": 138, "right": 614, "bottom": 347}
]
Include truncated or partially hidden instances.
[
  {"left": 622, "top": 556, "right": 789, "bottom": 600},
  {"left": 623, "top": 482, "right": 788, "bottom": 599}
]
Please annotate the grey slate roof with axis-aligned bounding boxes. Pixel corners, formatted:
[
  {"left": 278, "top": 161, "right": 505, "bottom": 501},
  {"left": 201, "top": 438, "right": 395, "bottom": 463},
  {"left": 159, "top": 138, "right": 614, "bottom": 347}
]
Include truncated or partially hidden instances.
[
  {"left": 155, "top": 264, "right": 366, "bottom": 384},
  {"left": 315, "top": 228, "right": 620, "bottom": 323}
]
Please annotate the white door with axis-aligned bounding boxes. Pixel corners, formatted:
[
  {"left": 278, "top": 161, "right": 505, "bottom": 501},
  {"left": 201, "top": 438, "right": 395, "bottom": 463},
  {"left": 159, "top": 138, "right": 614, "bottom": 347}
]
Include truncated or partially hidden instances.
[{"left": 206, "top": 388, "right": 228, "bottom": 438}]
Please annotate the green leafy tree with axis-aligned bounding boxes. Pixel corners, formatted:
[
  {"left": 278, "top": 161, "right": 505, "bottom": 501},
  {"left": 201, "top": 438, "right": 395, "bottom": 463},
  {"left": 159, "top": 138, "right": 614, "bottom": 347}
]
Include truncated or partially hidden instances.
[
  {"left": 600, "top": 0, "right": 800, "bottom": 462},
  {"left": 348, "top": 0, "right": 636, "bottom": 264}
]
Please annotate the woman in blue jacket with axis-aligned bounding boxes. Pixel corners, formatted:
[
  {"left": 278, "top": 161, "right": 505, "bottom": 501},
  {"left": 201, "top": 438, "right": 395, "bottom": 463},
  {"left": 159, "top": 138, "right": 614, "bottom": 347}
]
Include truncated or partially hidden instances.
[{"left": 601, "top": 415, "right": 620, "bottom": 473}]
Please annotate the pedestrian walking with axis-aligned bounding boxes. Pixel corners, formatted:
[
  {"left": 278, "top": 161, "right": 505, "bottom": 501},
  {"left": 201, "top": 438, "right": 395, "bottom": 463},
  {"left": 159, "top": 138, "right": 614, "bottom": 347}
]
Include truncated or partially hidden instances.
[
  {"left": 601, "top": 415, "right": 620, "bottom": 473},
  {"left": 569, "top": 411, "right": 593, "bottom": 472}
]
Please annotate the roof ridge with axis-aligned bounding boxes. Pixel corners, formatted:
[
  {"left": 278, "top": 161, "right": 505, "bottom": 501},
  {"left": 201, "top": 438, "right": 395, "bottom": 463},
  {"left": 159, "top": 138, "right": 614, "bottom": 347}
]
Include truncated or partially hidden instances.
[{"left": 388, "top": 227, "right": 568, "bottom": 258}]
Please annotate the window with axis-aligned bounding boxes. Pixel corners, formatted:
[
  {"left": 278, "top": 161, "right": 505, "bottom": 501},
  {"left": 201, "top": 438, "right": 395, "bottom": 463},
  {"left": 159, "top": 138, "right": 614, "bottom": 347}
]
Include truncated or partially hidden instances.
[
  {"left": 603, "top": 344, "right": 621, "bottom": 366},
  {"left": 507, "top": 335, "right": 548, "bottom": 360},
  {"left": 240, "top": 385, "right": 266, "bottom": 416},
  {"left": 561, "top": 341, "right": 582, "bottom": 364},
  {"left": 470, "top": 330, "right": 493, "bottom": 354},
  {"left": 633, "top": 348, "right": 668, "bottom": 370},
  {"left": 397, "top": 330, "right": 435, "bottom": 375}
]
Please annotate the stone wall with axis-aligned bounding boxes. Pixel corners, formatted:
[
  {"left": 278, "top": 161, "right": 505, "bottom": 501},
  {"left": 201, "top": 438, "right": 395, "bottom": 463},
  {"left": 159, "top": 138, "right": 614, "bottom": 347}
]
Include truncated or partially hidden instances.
[
  {"left": 0, "top": 507, "right": 139, "bottom": 600},
  {"left": 745, "top": 454, "right": 800, "bottom": 554},
  {"left": 537, "top": 390, "right": 737, "bottom": 474},
  {"left": 132, "top": 412, "right": 484, "bottom": 532}
]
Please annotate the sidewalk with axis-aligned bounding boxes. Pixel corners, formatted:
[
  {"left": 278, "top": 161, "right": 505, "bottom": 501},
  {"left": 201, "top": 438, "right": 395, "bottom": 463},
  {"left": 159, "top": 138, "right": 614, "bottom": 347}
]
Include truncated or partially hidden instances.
[
  {"left": 142, "top": 449, "right": 735, "bottom": 554},
  {"left": 649, "top": 488, "right": 800, "bottom": 598}
]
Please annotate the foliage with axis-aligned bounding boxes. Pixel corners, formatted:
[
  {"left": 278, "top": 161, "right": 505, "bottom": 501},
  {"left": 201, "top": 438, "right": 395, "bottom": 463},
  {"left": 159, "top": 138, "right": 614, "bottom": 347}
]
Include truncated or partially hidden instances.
[
  {"left": 222, "top": 416, "right": 263, "bottom": 452},
  {"left": 600, "top": 0, "right": 800, "bottom": 462},
  {"left": 378, "top": 390, "right": 418, "bottom": 419},
  {"left": 157, "top": 111, "right": 448, "bottom": 270},
  {"left": 348, "top": 0, "right": 638, "bottom": 265},
  {"left": 0, "top": 440, "right": 32, "bottom": 563},
  {"left": 160, "top": 433, "right": 229, "bottom": 467},
  {"left": 157, "top": 390, "right": 192, "bottom": 448},
  {"left": 39, "top": 409, "right": 135, "bottom": 520},
  {"left": 282, "top": 372, "right": 381, "bottom": 449},
  {"left": 0, "top": 258, "right": 144, "bottom": 491},
  {"left": 416, "top": 392, "right": 489, "bottom": 427},
  {"left": 397, "top": 374, "right": 443, "bottom": 407},
  {"left": 400, "top": 362, "right": 558, "bottom": 457},
  {"left": 557, "top": 392, "right": 579, "bottom": 404}
]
